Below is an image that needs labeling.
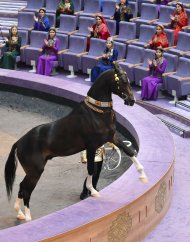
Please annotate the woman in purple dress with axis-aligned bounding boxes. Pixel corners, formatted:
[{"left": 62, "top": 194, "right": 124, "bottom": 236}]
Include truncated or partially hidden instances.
[
  {"left": 141, "top": 47, "right": 167, "bottom": 100},
  {"left": 37, "top": 28, "right": 60, "bottom": 76}
]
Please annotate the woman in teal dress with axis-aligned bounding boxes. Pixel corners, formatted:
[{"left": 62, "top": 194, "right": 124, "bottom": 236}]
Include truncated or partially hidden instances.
[
  {"left": 56, "top": 0, "right": 74, "bottom": 27},
  {"left": 0, "top": 25, "right": 21, "bottom": 70},
  {"left": 91, "top": 37, "right": 118, "bottom": 83}
]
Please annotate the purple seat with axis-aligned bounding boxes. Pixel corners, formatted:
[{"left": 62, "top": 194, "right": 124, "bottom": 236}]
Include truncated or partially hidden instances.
[
  {"left": 106, "top": 19, "right": 116, "bottom": 37},
  {"left": 46, "top": 0, "right": 60, "bottom": 14},
  {"left": 24, "top": 0, "right": 45, "bottom": 12},
  {"left": 60, "top": 35, "right": 87, "bottom": 71},
  {"left": 102, "top": 0, "right": 116, "bottom": 19},
  {"left": 152, "top": 5, "right": 175, "bottom": 27},
  {"left": 17, "top": 11, "right": 35, "bottom": 31},
  {"left": 113, "top": 22, "right": 136, "bottom": 43},
  {"left": 162, "top": 52, "right": 178, "bottom": 90},
  {"left": 74, "top": 16, "right": 95, "bottom": 37},
  {"left": 18, "top": 30, "right": 29, "bottom": 46},
  {"left": 46, "top": 13, "right": 56, "bottom": 28},
  {"left": 81, "top": 38, "right": 106, "bottom": 73},
  {"left": 73, "top": 0, "right": 84, "bottom": 12},
  {"left": 79, "top": 0, "right": 100, "bottom": 17},
  {"left": 167, "top": 32, "right": 190, "bottom": 56},
  {"left": 165, "top": 57, "right": 190, "bottom": 98},
  {"left": 130, "top": 24, "right": 155, "bottom": 47},
  {"left": 57, "top": 15, "right": 77, "bottom": 35},
  {"left": 118, "top": 45, "right": 145, "bottom": 83},
  {"left": 22, "top": 31, "right": 48, "bottom": 64},
  {"left": 183, "top": 9, "right": 190, "bottom": 33},
  {"left": 114, "top": 41, "right": 127, "bottom": 60},
  {"left": 131, "top": 3, "right": 158, "bottom": 37},
  {"left": 164, "top": 28, "right": 174, "bottom": 47},
  {"left": 134, "top": 49, "right": 156, "bottom": 85},
  {"left": 129, "top": 1, "right": 138, "bottom": 18}
]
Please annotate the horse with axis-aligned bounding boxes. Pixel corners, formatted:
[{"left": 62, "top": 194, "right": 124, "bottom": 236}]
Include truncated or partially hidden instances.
[{"left": 4, "top": 63, "right": 148, "bottom": 221}]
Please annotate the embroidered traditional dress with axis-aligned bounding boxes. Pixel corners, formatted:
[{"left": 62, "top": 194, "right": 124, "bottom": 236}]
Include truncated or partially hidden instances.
[
  {"left": 56, "top": 0, "right": 74, "bottom": 27},
  {"left": 141, "top": 57, "right": 167, "bottom": 100},
  {"left": 113, "top": 2, "right": 133, "bottom": 34},
  {"left": 37, "top": 38, "right": 60, "bottom": 76},
  {"left": 149, "top": 31, "right": 169, "bottom": 50},
  {"left": 170, "top": 9, "right": 188, "bottom": 45},
  {"left": 90, "top": 20, "right": 110, "bottom": 40},
  {"left": 91, "top": 48, "right": 118, "bottom": 83},
  {"left": 0, "top": 36, "right": 21, "bottom": 69},
  {"left": 34, "top": 15, "right": 50, "bottom": 31}
]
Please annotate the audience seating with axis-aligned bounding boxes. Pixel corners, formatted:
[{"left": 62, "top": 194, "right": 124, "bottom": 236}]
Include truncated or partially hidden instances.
[
  {"left": 113, "top": 22, "right": 136, "bottom": 44},
  {"left": 152, "top": 5, "right": 175, "bottom": 27},
  {"left": 81, "top": 38, "right": 106, "bottom": 74},
  {"left": 21, "top": 30, "right": 48, "bottom": 64},
  {"left": 130, "top": 3, "right": 158, "bottom": 37},
  {"left": 106, "top": 19, "right": 116, "bottom": 37},
  {"left": 57, "top": 15, "right": 77, "bottom": 35},
  {"left": 130, "top": 24, "right": 155, "bottom": 47},
  {"left": 79, "top": 0, "right": 101, "bottom": 17},
  {"left": 46, "top": 0, "right": 60, "bottom": 14},
  {"left": 74, "top": 16, "right": 95, "bottom": 37},
  {"left": 134, "top": 49, "right": 155, "bottom": 86},
  {"left": 167, "top": 32, "right": 190, "bottom": 56},
  {"left": 24, "top": 0, "right": 45, "bottom": 12},
  {"left": 118, "top": 45, "right": 145, "bottom": 83},
  {"left": 164, "top": 57, "right": 190, "bottom": 98},
  {"left": 162, "top": 53, "right": 179, "bottom": 90},
  {"left": 101, "top": 0, "right": 116, "bottom": 19},
  {"left": 17, "top": 11, "right": 35, "bottom": 31},
  {"left": 164, "top": 29, "right": 174, "bottom": 47},
  {"left": 59, "top": 35, "right": 87, "bottom": 71}
]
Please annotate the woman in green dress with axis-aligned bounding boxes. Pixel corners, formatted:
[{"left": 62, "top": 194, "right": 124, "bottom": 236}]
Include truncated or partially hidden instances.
[
  {"left": 56, "top": 0, "right": 74, "bottom": 27},
  {"left": 0, "top": 25, "right": 21, "bottom": 70}
]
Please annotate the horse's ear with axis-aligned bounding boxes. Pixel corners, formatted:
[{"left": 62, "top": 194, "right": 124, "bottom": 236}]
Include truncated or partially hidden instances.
[{"left": 113, "top": 62, "right": 121, "bottom": 73}]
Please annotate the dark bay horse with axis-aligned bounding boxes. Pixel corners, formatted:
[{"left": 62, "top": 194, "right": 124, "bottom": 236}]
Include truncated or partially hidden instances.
[{"left": 4, "top": 63, "right": 148, "bottom": 221}]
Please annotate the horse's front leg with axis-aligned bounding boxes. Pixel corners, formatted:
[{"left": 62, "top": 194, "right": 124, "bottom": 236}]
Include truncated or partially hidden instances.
[
  {"left": 113, "top": 136, "right": 148, "bottom": 183},
  {"left": 86, "top": 148, "right": 101, "bottom": 198}
]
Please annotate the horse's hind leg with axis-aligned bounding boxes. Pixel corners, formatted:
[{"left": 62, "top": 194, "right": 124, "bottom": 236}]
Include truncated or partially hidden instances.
[
  {"left": 113, "top": 136, "right": 148, "bottom": 183},
  {"left": 86, "top": 148, "right": 100, "bottom": 198},
  {"left": 14, "top": 192, "right": 25, "bottom": 220}
]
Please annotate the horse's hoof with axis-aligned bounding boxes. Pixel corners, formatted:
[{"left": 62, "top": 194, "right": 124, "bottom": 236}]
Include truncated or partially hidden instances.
[
  {"left": 139, "top": 176, "right": 148, "bottom": 183},
  {"left": 91, "top": 191, "right": 101, "bottom": 198},
  {"left": 17, "top": 213, "right": 25, "bottom": 220},
  {"left": 25, "top": 215, "right": 32, "bottom": 221}
]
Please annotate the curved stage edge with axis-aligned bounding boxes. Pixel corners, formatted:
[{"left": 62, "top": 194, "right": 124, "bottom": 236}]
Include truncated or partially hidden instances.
[{"left": 0, "top": 70, "right": 175, "bottom": 242}]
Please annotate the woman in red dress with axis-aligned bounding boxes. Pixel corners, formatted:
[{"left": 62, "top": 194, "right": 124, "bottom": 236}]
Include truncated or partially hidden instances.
[
  {"left": 145, "top": 24, "right": 169, "bottom": 50},
  {"left": 88, "top": 15, "right": 110, "bottom": 40},
  {"left": 170, "top": 2, "right": 188, "bottom": 45}
]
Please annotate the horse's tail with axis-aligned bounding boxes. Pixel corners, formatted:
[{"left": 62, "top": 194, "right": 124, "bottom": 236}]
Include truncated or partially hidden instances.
[{"left": 4, "top": 142, "right": 18, "bottom": 200}]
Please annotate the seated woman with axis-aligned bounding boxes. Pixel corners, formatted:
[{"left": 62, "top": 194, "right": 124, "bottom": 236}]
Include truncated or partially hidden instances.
[
  {"left": 145, "top": 24, "right": 169, "bottom": 50},
  {"left": 34, "top": 8, "right": 50, "bottom": 32},
  {"left": 170, "top": 2, "right": 188, "bottom": 45},
  {"left": 91, "top": 37, "right": 118, "bottom": 83},
  {"left": 88, "top": 15, "right": 110, "bottom": 40},
  {"left": 112, "top": 0, "right": 133, "bottom": 35},
  {"left": 141, "top": 47, "right": 167, "bottom": 100},
  {"left": 56, "top": 0, "right": 74, "bottom": 28},
  {"left": 36, "top": 28, "right": 60, "bottom": 76},
  {"left": 0, "top": 25, "right": 21, "bottom": 70}
]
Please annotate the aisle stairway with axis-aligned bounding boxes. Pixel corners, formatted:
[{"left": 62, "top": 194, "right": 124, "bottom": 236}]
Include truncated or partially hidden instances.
[{"left": 0, "top": 0, "right": 26, "bottom": 41}]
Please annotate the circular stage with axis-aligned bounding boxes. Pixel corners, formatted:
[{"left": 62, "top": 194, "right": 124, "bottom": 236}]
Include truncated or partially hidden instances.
[{"left": 0, "top": 69, "right": 175, "bottom": 242}]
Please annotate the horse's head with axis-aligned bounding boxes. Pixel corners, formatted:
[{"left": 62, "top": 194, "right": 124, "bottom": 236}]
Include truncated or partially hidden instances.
[{"left": 112, "top": 63, "right": 135, "bottom": 106}]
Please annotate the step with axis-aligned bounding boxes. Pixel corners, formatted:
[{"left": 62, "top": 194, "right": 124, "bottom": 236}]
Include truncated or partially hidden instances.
[
  {"left": 156, "top": 114, "right": 190, "bottom": 138},
  {"left": 176, "top": 100, "right": 190, "bottom": 112}
]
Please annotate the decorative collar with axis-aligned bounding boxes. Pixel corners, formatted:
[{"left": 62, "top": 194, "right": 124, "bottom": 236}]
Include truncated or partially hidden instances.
[{"left": 85, "top": 96, "right": 112, "bottom": 108}]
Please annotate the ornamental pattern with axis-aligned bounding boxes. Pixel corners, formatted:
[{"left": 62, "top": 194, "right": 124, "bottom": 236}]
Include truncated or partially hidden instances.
[
  {"left": 108, "top": 211, "right": 132, "bottom": 242},
  {"left": 155, "top": 181, "right": 167, "bottom": 213}
]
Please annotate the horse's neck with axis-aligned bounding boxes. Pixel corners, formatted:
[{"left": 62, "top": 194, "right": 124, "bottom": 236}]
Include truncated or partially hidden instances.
[{"left": 87, "top": 75, "right": 112, "bottom": 102}]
